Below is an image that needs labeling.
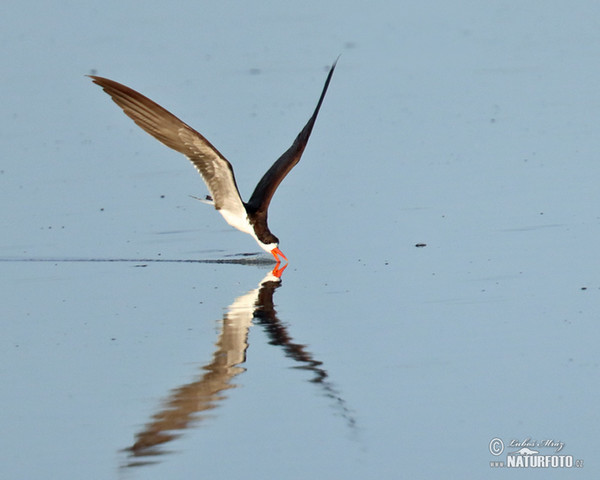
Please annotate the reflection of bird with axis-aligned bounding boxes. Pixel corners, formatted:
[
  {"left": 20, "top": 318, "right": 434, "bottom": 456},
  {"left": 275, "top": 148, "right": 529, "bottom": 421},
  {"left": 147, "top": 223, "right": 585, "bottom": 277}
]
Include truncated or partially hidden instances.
[
  {"left": 90, "top": 61, "right": 337, "bottom": 263},
  {"left": 124, "top": 269, "right": 280, "bottom": 466},
  {"left": 122, "top": 265, "right": 354, "bottom": 468}
]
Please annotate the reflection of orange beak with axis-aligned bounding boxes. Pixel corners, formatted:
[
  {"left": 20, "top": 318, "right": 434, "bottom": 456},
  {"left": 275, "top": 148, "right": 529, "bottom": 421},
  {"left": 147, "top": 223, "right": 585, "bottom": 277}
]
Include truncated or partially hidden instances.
[
  {"left": 272, "top": 262, "right": 288, "bottom": 278},
  {"left": 271, "top": 247, "right": 288, "bottom": 263}
]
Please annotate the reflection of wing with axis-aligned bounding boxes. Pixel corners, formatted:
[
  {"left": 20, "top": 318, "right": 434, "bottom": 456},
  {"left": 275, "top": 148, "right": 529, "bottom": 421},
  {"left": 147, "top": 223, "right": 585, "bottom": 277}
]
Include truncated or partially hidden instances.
[
  {"left": 124, "top": 271, "right": 280, "bottom": 466},
  {"left": 253, "top": 284, "right": 356, "bottom": 429}
]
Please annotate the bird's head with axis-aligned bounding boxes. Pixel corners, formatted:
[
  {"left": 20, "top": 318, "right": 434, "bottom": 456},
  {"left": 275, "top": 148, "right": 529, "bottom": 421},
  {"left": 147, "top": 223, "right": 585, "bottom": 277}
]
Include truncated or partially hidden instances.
[
  {"left": 258, "top": 240, "right": 287, "bottom": 263},
  {"left": 255, "top": 231, "right": 286, "bottom": 263}
]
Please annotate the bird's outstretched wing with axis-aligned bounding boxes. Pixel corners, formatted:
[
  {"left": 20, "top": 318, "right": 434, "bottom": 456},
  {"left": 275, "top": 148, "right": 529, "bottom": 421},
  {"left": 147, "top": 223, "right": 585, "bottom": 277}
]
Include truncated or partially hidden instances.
[
  {"left": 89, "top": 76, "right": 248, "bottom": 225},
  {"left": 245, "top": 59, "right": 337, "bottom": 216}
]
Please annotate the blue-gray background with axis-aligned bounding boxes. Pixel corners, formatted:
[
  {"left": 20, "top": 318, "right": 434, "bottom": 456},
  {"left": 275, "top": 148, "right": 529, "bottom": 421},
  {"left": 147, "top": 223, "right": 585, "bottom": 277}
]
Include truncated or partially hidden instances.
[{"left": 1, "top": 1, "right": 598, "bottom": 478}]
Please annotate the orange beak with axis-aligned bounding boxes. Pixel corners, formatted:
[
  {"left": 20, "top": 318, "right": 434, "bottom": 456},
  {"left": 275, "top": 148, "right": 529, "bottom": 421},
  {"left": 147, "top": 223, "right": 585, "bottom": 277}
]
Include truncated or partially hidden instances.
[{"left": 271, "top": 247, "right": 288, "bottom": 263}]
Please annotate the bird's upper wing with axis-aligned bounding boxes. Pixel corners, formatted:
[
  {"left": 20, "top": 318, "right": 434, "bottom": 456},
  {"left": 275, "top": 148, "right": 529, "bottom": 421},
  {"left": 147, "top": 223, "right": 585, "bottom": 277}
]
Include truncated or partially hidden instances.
[
  {"left": 89, "top": 76, "right": 247, "bottom": 222},
  {"left": 245, "top": 59, "right": 337, "bottom": 215}
]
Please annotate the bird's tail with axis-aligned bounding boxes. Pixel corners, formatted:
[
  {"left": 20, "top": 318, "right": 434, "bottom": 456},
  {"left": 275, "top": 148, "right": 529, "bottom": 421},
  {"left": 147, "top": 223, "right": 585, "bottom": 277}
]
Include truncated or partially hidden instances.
[{"left": 189, "top": 194, "right": 214, "bottom": 206}]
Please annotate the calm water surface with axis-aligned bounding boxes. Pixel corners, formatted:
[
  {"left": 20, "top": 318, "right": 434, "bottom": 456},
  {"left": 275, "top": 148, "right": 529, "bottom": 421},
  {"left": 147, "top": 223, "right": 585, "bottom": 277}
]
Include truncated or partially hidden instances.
[{"left": 2, "top": 0, "right": 600, "bottom": 478}]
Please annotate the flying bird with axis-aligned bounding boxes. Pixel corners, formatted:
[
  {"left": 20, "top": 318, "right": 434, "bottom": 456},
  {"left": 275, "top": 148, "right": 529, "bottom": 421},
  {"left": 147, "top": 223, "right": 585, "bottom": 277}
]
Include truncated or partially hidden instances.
[{"left": 89, "top": 61, "right": 337, "bottom": 263}]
